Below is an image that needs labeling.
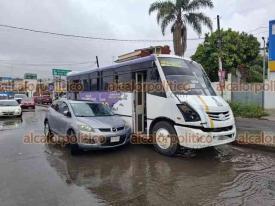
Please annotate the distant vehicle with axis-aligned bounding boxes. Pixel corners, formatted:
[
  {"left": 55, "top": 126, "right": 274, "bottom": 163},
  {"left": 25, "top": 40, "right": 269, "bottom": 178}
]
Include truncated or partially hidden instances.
[
  {"left": 0, "top": 100, "right": 22, "bottom": 117},
  {"left": 0, "top": 92, "right": 14, "bottom": 100},
  {"left": 34, "top": 95, "right": 52, "bottom": 105},
  {"left": 14, "top": 94, "right": 28, "bottom": 104},
  {"left": 21, "top": 98, "right": 35, "bottom": 110},
  {"left": 44, "top": 100, "right": 131, "bottom": 155}
]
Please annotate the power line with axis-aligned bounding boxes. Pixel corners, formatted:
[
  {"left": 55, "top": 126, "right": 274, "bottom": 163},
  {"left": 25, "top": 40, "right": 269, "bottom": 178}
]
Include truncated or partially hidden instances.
[
  {"left": 0, "top": 59, "right": 94, "bottom": 65},
  {"left": 0, "top": 24, "right": 204, "bottom": 42},
  {"left": 0, "top": 60, "right": 96, "bottom": 67}
]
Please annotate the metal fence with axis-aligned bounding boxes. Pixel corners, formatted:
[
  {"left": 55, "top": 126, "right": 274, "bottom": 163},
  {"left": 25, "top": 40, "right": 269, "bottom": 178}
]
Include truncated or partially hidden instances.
[{"left": 232, "top": 89, "right": 264, "bottom": 107}]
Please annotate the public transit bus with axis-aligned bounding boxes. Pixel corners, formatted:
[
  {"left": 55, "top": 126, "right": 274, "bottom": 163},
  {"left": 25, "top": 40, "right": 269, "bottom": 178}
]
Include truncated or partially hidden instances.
[{"left": 67, "top": 54, "right": 236, "bottom": 156}]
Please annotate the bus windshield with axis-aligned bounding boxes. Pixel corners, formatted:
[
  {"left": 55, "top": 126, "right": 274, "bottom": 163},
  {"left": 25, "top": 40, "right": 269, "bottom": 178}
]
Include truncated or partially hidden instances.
[{"left": 158, "top": 57, "right": 216, "bottom": 96}]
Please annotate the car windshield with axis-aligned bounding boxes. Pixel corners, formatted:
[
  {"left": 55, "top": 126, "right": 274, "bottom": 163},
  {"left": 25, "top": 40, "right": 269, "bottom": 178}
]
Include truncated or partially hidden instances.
[
  {"left": 70, "top": 102, "right": 114, "bottom": 117},
  {"left": 158, "top": 57, "right": 216, "bottom": 96},
  {"left": 0, "top": 100, "right": 19, "bottom": 106}
]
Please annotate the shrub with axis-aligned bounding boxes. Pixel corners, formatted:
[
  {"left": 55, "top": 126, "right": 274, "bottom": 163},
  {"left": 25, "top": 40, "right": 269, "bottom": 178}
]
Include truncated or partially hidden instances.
[{"left": 229, "top": 102, "right": 268, "bottom": 118}]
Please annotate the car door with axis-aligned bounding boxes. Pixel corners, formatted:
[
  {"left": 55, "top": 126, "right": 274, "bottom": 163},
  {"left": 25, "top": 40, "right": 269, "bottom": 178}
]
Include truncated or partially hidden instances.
[
  {"left": 55, "top": 101, "right": 71, "bottom": 137},
  {"left": 47, "top": 101, "right": 60, "bottom": 134}
]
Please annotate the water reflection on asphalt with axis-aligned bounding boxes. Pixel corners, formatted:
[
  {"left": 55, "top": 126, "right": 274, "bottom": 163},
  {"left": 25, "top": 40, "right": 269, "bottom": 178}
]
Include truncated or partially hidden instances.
[{"left": 45, "top": 140, "right": 275, "bottom": 205}]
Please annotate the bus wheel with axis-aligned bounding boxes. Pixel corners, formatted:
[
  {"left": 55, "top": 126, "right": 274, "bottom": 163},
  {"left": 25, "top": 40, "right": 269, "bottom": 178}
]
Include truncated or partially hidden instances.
[{"left": 152, "top": 121, "right": 179, "bottom": 156}]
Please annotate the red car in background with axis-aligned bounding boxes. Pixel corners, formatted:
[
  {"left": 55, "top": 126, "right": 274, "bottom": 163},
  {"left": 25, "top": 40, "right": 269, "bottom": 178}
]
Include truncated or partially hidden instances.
[
  {"left": 34, "top": 95, "right": 52, "bottom": 105},
  {"left": 21, "top": 98, "right": 35, "bottom": 110}
]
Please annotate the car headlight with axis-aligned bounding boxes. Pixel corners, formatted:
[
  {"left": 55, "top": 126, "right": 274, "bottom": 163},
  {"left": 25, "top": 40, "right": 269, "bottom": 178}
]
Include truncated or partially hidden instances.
[
  {"left": 15, "top": 109, "right": 21, "bottom": 113},
  {"left": 77, "top": 123, "right": 95, "bottom": 132},
  {"left": 122, "top": 120, "right": 130, "bottom": 129},
  {"left": 177, "top": 103, "right": 201, "bottom": 122}
]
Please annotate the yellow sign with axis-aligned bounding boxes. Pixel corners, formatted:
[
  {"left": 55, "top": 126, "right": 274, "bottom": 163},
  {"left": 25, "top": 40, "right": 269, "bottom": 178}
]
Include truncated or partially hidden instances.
[
  {"left": 159, "top": 58, "right": 184, "bottom": 68},
  {"left": 269, "top": 61, "right": 275, "bottom": 72}
]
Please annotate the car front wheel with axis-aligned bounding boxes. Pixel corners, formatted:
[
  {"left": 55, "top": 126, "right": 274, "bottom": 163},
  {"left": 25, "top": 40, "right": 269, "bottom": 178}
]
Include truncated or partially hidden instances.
[
  {"left": 68, "top": 130, "right": 81, "bottom": 155},
  {"left": 44, "top": 121, "right": 54, "bottom": 142},
  {"left": 152, "top": 121, "right": 179, "bottom": 156}
]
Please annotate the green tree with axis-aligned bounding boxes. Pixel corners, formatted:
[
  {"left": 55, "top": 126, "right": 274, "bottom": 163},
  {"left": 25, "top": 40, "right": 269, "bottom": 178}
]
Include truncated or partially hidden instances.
[
  {"left": 191, "top": 29, "right": 261, "bottom": 82},
  {"left": 149, "top": 0, "right": 214, "bottom": 56}
]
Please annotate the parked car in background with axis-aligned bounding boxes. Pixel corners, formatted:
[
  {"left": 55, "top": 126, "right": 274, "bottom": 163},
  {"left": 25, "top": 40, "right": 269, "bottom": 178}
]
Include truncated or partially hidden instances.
[
  {"left": 14, "top": 94, "right": 28, "bottom": 104},
  {"left": 34, "top": 95, "right": 52, "bottom": 105},
  {"left": 0, "top": 100, "right": 22, "bottom": 117},
  {"left": 44, "top": 100, "right": 131, "bottom": 155},
  {"left": 21, "top": 98, "right": 35, "bottom": 110}
]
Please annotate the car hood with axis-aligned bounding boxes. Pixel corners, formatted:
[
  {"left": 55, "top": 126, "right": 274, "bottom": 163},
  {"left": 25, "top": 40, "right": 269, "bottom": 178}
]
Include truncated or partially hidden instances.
[
  {"left": 77, "top": 116, "right": 125, "bottom": 129},
  {"left": 0, "top": 106, "right": 21, "bottom": 111}
]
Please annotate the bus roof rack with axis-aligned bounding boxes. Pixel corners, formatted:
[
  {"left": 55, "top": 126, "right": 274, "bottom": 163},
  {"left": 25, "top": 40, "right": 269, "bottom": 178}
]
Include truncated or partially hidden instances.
[{"left": 115, "top": 45, "right": 171, "bottom": 63}]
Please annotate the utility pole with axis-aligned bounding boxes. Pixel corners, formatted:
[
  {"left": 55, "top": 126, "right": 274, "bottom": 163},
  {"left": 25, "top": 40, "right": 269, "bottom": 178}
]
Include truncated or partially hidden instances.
[
  {"left": 262, "top": 37, "right": 266, "bottom": 81},
  {"left": 217, "top": 15, "right": 224, "bottom": 97},
  {"left": 96, "top": 56, "right": 99, "bottom": 68},
  {"left": 261, "top": 37, "right": 266, "bottom": 109}
]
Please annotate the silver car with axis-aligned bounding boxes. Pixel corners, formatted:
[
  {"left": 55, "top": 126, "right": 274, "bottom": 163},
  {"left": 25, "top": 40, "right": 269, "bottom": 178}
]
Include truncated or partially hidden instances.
[{"left": 44, "top": 99, "right": 131, "bottom": 155}]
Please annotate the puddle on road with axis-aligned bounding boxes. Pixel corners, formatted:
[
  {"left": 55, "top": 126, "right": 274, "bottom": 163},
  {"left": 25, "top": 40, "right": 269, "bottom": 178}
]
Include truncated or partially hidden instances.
[
  {"left": 45, "top": 144, "right": 275, "bottom": 206},
  {"left": 237, "top": 128, "right": 275, "bottom": 148},
  {"left": 0, "top": 118, "right": 23, "bottom": 131}
]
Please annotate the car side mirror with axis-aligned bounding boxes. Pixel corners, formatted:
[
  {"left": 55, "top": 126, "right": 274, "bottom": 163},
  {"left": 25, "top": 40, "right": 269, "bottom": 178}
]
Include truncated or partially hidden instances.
[{"left": 63, "top": 110, "right": 71, "bottom": 117}]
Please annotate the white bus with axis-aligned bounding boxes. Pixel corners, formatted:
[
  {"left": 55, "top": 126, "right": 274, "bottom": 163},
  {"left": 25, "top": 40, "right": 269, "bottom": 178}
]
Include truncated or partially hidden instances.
[{"left": 67, "top": 54, "right": 236, "bottom": 156}]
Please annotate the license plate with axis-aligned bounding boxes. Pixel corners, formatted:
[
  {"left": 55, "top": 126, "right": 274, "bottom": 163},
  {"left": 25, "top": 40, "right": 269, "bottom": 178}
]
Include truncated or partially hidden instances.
[
  {"left": 110, "top": 136, "right": 120, "bottom": 143},
  {"left": 28, "top": 107, "right": 32, "bottom": 109}
]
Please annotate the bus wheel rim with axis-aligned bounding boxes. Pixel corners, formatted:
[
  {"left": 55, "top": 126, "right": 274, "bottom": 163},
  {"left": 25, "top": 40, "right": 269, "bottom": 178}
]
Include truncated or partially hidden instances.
[{"left": 155, "top": 128, "right": 171, "bottom": 150}]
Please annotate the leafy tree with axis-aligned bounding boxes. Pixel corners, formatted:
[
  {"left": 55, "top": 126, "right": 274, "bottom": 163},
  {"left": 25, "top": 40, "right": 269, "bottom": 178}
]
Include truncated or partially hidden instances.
[
  {"left": 149, "top": 0, "right": 213, "bottom": 56},
  {"left": 191, "top": 29, "right": 261, "bottom": 82}
]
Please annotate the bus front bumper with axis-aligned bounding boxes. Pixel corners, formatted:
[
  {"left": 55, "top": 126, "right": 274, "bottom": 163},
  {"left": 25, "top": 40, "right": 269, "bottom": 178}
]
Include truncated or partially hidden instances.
[{"left": 174, "top": 125, "right": 236, "bottom": 149}]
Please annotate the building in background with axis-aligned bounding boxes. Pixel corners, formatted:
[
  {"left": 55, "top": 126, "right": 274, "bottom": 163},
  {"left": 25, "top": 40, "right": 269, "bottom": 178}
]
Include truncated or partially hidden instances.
[
  {"left": 0, "top": 77, "right": 13, "bottom": 92},
  {"left": 24, "top": 73, "right": 38, "bottom": 97}
]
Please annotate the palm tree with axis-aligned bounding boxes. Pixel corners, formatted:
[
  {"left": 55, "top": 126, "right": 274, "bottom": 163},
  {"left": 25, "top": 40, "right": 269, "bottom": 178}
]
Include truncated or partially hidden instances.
[{"left": 149, "top": 0, "right": 214, "bottom": 56}]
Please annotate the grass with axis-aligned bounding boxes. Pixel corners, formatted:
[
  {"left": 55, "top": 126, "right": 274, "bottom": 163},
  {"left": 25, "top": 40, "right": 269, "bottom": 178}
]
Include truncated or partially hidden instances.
[{"left": 229, "top": 102, "right": 268, "bottom": 118}]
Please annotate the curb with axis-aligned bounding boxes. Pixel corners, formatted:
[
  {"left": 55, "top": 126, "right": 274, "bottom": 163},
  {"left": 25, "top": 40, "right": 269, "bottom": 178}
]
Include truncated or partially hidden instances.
[{"left": 232, "top": 141, "right": 275, "bottom": 152}]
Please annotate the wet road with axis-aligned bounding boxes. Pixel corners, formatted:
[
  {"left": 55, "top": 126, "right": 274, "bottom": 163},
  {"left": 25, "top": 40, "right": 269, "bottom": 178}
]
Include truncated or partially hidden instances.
[{"left": 0, "top": 107, "right": 275, "bottom": 206}]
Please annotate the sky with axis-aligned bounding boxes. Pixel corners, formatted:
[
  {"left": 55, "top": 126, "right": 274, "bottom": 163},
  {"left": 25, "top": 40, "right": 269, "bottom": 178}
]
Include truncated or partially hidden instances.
[{"left": 0, "top": 0, "right": 274, "bottom": 78}]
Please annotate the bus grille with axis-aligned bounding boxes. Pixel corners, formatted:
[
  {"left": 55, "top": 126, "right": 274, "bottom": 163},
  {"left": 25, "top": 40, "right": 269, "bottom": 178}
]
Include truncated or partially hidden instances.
[{"left": 207, "top": 111, "right": 230, "bottom": 121}]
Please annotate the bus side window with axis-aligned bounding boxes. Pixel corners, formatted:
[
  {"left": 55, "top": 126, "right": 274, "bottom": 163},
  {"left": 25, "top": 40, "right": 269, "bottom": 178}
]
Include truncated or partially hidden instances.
[
  {"left": 147, "top": 68, "right": 166, "bottom": 98},
  {"left": 91, "top": 78, "right": 98, "bottom": 91},
  {"left": 102, "top": 76, "right": 113, "bottom": 91},
  {"left": 83, "top": 79, "right": 90, "bottom": 91}
]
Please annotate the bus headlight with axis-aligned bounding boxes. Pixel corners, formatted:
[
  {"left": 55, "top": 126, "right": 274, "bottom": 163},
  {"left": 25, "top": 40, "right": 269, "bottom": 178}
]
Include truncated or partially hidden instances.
[
  {"left": 177, "top": 103, "right": 201, "bottom": 122},
  {"left": 77, "top": 123, "right": 95, "bottom": 132}
]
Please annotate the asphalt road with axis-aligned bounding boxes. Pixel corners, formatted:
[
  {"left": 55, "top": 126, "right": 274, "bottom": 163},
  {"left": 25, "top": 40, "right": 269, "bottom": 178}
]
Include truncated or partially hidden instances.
[{"left": 0, "top": 107, "right": 275, "bottom": 206}]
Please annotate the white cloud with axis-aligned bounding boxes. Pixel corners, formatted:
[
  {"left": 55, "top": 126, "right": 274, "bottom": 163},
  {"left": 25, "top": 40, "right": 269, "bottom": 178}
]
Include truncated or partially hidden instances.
[{"left": 0, "top": 0, "right": 274, "bottom": 78}]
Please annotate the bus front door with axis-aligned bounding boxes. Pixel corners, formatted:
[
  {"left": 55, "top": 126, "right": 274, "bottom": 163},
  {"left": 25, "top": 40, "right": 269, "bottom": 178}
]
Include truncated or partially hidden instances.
[{"left": 134, "top": 72, "right": 146, "bottom": 133}]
